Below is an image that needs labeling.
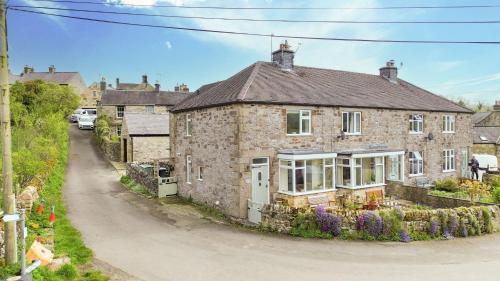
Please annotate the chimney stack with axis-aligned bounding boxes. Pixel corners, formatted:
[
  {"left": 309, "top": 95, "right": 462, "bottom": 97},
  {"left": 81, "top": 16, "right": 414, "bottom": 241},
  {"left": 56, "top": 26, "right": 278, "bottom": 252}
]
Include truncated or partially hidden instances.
[
  {"left": 48, "top": 65, "right": 56, "bottom": 74},
  {"left": 100, "top": 77, "right": 107, "bottom": 91},
  {"left": 142, "top": 74, "right": 148, "bottom": 84},
  {"left": 116, "top": 78, "right": 120, "bottom": 89},
  {"left": 23, "top": 65, "right": 33, "bottom": 75},
  {"left": 272, "top": 40, "right": 295, "bottom": 71},
  {"left": 379, "top": 60, "right": 398, "bottom": 83},
  {"left": 494, "top": 100, "right": 500, "bottom": 111},
  {"left": 174, "top": 83, "right": 189, "bottom": 93},
  {"left": 155, "top": 81, "right": 160, "bottom": 92}
]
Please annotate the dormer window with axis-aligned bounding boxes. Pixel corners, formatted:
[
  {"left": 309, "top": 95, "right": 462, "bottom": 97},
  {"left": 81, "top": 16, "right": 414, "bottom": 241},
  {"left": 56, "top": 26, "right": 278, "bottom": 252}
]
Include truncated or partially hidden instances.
[{"left": 287, "top": 110, "right": 311, "bottom": 135}]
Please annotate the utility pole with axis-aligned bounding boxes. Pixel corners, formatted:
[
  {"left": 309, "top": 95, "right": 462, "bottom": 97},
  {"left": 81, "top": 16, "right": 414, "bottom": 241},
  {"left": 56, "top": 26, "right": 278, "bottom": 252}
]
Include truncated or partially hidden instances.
[{"left": 0, "top": 0, "right": 17, "bottom": 265}]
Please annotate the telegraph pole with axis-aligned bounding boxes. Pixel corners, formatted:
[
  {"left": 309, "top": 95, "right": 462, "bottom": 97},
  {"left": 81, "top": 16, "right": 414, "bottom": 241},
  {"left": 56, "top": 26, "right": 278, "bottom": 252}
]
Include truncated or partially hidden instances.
[{"left": 0, "top": 0, "right": 17, "bottom": 265}]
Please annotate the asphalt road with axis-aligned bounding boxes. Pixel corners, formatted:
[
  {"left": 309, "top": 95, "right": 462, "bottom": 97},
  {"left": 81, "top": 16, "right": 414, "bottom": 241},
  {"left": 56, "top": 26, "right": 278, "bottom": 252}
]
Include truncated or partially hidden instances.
[{"left": 64, "top": 125, "right": 500, "bottom": 281}]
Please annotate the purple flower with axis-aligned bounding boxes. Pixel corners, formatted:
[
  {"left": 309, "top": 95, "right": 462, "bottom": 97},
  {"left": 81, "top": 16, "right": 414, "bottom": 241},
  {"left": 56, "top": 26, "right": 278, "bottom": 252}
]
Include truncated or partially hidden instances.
[
  {"left": 358, "top": 212, "right": 383, "bottom": 238},
  {"left": 357, "top": 214, "right": 365, "bottom": 230},
  {"left": 429, "top": 220, "right": 438, "bottom": 238},
  {"left": 315, "top": 205, "right": 342, "bottom": 237},
  {"left": 443, "top": 230, "right": 453, "bottom": 240},
  {"left": 401, "top": 230, "right": 410, "bottom": 243}
]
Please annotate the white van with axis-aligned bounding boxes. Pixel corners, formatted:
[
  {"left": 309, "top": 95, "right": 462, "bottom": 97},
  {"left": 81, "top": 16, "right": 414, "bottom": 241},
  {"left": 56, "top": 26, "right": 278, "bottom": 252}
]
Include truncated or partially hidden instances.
[{"left": 472, "top": 154, "right": 498, "bottom": 182}]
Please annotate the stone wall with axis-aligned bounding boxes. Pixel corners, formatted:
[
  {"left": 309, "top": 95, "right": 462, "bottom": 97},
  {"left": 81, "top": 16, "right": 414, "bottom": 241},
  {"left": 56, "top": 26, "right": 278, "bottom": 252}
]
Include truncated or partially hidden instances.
[
  {"left": 385, "top": 182, "right": 498, "bottom": 209},
  {"left": 130, "top": 136, "right": 170, "bottom": 163},
  {"left": 100, "top": 137, "right": 121, "bottom": 162},
  {"left": 476, "top": 111, "right": 500, "bottom": 127},
  {"left": 126, "top": 163, "right": 159, "bottom": 195},
  {"left": 261, "top": 203, "right": 500, "bottom": 237},
  {"left": 171, "top": 105, "right": 242, "bottom": 217}
]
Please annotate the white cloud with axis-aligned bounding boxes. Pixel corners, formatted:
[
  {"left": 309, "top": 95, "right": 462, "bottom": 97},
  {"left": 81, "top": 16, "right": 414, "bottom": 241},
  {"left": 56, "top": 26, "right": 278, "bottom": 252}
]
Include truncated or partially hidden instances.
[{"left": 165, "top": 41, "right": 172, "bottom": 49}]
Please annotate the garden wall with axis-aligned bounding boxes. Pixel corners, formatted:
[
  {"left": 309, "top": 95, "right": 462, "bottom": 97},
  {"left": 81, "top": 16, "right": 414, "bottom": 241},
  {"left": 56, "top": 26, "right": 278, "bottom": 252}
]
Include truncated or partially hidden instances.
[
  {"left": 126, "top": 163, "right": 158, "bottom": 195},
  {"left": 261, "top": 203, "right": 500, "bottom": 240},
  {"left": 100, "top": 137, "right": 121, "bottom": 162},
  {"left": 385, "top": 182, "right": 498, "bottom": 209}
]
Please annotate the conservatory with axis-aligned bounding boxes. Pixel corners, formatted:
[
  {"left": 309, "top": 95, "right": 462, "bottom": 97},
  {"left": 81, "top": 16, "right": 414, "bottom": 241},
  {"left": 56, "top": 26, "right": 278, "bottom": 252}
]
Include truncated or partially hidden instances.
[{"left": 336, "top": 149, "right": 405, "bottom": 189}]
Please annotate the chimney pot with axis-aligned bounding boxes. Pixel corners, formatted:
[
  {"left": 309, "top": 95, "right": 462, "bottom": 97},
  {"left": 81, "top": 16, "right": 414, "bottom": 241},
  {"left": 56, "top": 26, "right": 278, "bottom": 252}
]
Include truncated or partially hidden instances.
[
  {"left": 23, "top": 65, "right": 33, "bottom": 75},
  {"left": 116, "top": 78, "right": 120, "bottom": 89},
  {"left": 494, "top": 100, "right": 500, "bottom": 111},
  {"left": 48, "top": 65, "right": 56, "bottom": 73},
  {"left": 142, "top": 75, "right": 148, "bottom": 84},
  {"left": 155, "top": 81, "right": 160, "bottom": 92},
  {"left": 272, "top": 40, "right": 295, "bottom": 71},
  {"left": 379, "top": 60, "right": 398, "bottom": 83}
]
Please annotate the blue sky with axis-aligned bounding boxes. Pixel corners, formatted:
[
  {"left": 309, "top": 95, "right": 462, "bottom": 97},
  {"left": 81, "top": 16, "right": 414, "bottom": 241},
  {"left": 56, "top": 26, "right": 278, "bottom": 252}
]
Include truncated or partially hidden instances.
[{"left": 7, "top": 0, "right": 500, "bottom": 105}]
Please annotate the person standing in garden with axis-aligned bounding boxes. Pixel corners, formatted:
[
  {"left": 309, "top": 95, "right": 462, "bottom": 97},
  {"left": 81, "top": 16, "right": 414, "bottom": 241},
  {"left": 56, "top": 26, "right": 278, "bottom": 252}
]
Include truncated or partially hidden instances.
[{"left": 470, "top": 156, "right": 480, "bottom": 180}]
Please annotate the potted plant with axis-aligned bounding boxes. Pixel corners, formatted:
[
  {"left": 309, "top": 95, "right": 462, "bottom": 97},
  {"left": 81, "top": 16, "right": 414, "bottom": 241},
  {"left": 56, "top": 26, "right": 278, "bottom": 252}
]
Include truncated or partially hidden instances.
[{"left": 367, "top": 193, "right": 378, "bottom": 211}]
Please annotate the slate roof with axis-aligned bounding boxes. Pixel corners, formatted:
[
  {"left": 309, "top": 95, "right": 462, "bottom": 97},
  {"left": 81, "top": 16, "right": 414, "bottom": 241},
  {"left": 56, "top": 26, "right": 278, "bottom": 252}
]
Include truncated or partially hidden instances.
[
  {"left": 123, "top": 113, "right": 169, "bottom": 136},
  {"left": 473, "top": 126, "right": 500, "bottom": 144},
  {"left": 472, "top": 112, "right": 492, "bottom": 125},
  {"left": 18, "top": 72, "right": 84, "bottom": 85},
  {"left": 100, "top": 90, "right": 189, "bottom": 106},
  {"left": 171, "top": 61, "right": 472, "bottom": 113}
]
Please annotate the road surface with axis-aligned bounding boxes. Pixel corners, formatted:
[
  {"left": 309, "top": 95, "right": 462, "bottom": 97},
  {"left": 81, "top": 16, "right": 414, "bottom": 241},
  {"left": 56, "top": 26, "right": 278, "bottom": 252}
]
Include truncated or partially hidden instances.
[{"left": 64, "top": 125, "right": 500, "bottom": 281}]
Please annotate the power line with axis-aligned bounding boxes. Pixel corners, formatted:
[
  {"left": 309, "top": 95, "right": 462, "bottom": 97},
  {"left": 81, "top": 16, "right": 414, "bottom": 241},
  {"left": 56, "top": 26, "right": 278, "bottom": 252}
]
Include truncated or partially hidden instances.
[
  {"left": 9, "top": 5, "right": 500, "bottom": 24},
  {"left": 9, "top": 7, "right": 500, "bottom": 45},
  {"left": 18, "top": 0, "right": 500, "bottom": 10}
]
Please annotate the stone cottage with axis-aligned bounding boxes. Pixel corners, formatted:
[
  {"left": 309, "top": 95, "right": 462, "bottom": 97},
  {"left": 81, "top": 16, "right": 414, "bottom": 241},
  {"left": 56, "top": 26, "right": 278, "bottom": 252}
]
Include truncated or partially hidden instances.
[
  {"left": 98, "top": 84, "right": 189, "bottom": 137},
  {"left": 472, "top": 101, "right": 500, "bottom": 166},
  {"left": 121, "top": 113, "right": 170, "bottom": 162},
  {"left": 169, "top": 42, "right": 473, "bottom": 222}
]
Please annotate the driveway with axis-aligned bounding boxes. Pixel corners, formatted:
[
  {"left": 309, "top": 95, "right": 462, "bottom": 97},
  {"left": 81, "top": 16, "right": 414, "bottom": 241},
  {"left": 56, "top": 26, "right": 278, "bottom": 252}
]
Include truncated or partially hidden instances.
[{"left": 64, "top": 125, "right": 500, "bottom": 281}]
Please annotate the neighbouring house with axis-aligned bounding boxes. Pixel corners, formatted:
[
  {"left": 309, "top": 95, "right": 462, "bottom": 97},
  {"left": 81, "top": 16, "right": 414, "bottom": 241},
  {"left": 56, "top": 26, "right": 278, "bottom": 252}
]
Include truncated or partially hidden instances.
[
  {"left": 83, "top": 77, "right": 112, "bottom": 108},
  {"left": 115, "top": 75, "right": 155, "bottom": 91},
  {"left": 13, "top": 65, "right": 88, "bottom": 106},
  {"left": 98, "top": 82, "right": 189, "bottom": 144},
  {"left": 169, "top": 42, "right": 473, "bottom": 222},
  {"left": 121, "top": 113, "right": 170, "bottom": 162},
  {"left": 472, "top": 101, "right": 500, "bottom": 166}
]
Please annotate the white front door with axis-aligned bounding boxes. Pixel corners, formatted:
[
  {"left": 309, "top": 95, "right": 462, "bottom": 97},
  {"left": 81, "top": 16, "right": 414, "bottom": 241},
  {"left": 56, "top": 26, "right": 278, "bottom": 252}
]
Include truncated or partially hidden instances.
[{"left": 248, "top": 158, "right": 269, "bottom": 224}]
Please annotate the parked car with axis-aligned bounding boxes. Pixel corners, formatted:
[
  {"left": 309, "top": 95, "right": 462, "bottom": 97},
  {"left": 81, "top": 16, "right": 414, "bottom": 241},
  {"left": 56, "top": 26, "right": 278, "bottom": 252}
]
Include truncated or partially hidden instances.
[
  {"left": 472, "top": 154, "right": 498, "bottom": 181},
  {"left": 70, "top": 109, "right": 85, "bottom": 123},
  {"left": 78, "top": 116, "right": 95, "bottom": 130}
]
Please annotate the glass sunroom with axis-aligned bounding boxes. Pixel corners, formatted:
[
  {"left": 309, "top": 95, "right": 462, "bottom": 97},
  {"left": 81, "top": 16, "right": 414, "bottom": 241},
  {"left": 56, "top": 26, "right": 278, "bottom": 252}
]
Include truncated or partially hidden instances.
[
  {"left": 277, "top": 150, "right": 337, "bottom": 195},
  {"left": 336, "top": 149, "right": 405, "bottom": 189}
]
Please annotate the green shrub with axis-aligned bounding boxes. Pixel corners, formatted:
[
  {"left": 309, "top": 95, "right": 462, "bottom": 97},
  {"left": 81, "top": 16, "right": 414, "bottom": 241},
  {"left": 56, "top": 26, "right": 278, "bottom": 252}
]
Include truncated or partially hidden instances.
[
  {"left": 81, "top": 271, "right": 110, "bottom": 281},
  {"left": 435, "top": 178, "right": 459, "bottom": 192},
  {"left": 486, "top": 176, "right": 500, "bottom": 188},
  {"left": 120, "top": 175, "right": 131, "bottom": 185},
  {"left": 56, "top": 264, "right": 78, "bottom": 280},
  {"left": 481, "top": 207, "right": 493, "bottom": 234},
  {"left": 492, "top": 187, "right": 500, "bottom": 203},
  {"left": 379, "top": 209, "right": 403, "bottom": 241},
  {"left": 290, "top": 211, "right": 331, "bottom": 238}
]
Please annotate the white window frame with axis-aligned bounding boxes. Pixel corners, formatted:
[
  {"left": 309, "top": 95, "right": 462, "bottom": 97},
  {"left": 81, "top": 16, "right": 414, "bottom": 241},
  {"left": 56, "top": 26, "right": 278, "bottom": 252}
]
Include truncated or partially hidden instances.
[
  {"left": 409, "top": 114, "right": 423, "bottom": 134},
  {"left": 387, "top": 154, "right": 405, "bottom": 182},
  {"left": 443, "top": 149, "right": 456, "bottom": 172},
  {"left": 442, "top": 115, "right": 455, "bottom": 133},
  {"left": 197, "top": 166, "right": 203, "bottom": 181},
  {"left": 186, "top": 113, "right": 192, "bottom": 137},
  {"left": 342, "top": 112, "right": 361, "bottom": 135},
  {"left": 286, "top": 110, "right": 311, "bottom": 136},
  {"left": 336, "top": 156, "right": 386, "bottom": 189},
  {"left": 186, "top": 155, "right": 192, "bottom": 184},
  {"left": 409, "top": 151, "right": 424, "bottom": 176},
  {"left": 116, "top": 105, "right": 125, "bottom": 119},
  {"left": 145, "top": 105, "right": 155, "bottom": 113},
  {"left": 278, "top": 153, "right": 336, "bottom": 196}
]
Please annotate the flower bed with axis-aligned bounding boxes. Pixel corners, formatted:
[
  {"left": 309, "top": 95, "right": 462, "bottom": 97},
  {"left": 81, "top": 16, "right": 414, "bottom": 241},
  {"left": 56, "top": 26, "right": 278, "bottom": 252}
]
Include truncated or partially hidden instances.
[{"left": 260, "top": 204, "right": 499, "bottom": 242}]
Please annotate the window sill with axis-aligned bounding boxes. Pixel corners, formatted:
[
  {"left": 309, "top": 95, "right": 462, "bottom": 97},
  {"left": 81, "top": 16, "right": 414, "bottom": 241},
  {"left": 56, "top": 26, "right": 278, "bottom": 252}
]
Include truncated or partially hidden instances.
[
  {"left": 442, "top": 131, "right": 455, "bottom": 134},
  {"left": 409, "top": 132, "right": 423, "bottom": 135},
  {"left": 409, "top": 174, "right": 424, "bottom": 178},
  {"left": 186, "top": 181, "right": 192, "bottom": 185},
  {"left": 286, "top": 133, "right": 312, "bottom": 137},
  {"left": 442, "top": 169, "right": 456, "bottom": 173},
  {"left": 344, "top": 133, "right": 362, "bottom": 136},
  {"left": 336, "top": 183, "right": 386, "bottom": 190},
  {"left": 278, "top": 189, "right": 336, "bottom": 196},
  {"left": 197, "top": 179, "right": 203, "bottom": 182}
]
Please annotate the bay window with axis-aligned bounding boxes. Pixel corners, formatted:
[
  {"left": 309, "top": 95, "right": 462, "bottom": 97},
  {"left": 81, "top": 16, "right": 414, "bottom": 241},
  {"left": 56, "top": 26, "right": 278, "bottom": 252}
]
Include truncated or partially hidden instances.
[
  {"left": 443, "top": 149, "right": 455, "bottom": 172},
  {"left": 278, "top": 157, "right": 335, "bottom": 194},
  {"left": 287, "top": 110, "right": 311, "bottom": 135},
  {"left": 342, "top": 112, "right": 361, "bottom": 135},
  {"left": 409, "top": 114, "right": 423, "bottom": 133}
]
